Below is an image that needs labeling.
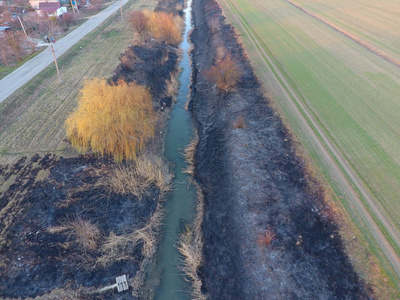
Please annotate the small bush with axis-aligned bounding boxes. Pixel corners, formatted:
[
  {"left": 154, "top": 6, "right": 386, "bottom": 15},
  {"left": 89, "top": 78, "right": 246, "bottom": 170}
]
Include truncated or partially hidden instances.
[
  {"left": 233, "top": 115, "right": 246, "bottom": 129},
  {"left": 65, "top": 78, "right": 156, "bottom": 162},
  {"left": 119, "top": 48, "right": 136, "bottom": 69},
  {"left": 205, "top": 54, "right": 241, "bottom": 91},
  {"left": 208, "top": 17, "right": 219, "bottom": 35},
  {"left": 257, "top": 228, "right": 276, "bottom": 246}
]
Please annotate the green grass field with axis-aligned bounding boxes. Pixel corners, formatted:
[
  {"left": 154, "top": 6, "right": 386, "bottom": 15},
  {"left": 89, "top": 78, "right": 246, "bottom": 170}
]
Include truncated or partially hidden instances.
[
  {"left": 218, "top": 0, "right": 400, "bottom": 297},
  {"left": 0, "top": 0, "right": 156, "bottom": 164}
]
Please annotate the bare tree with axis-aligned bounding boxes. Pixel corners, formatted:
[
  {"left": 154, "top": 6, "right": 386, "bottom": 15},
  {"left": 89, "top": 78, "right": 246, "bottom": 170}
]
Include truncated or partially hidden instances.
[
  {"left": 60, "top": 12, "right": 76, "bottom": 31},
  {"left": 128, "top": 11, "right": 148, "bottom": 36},
  {"left": 0, "top": 37, "right": 12, "bottom": 67},
  {"left": 4, "top": 31, "right": 25, "bottom": 62},
  {"left": 24, "top": 34, "right": 38, "bottom": 53}
]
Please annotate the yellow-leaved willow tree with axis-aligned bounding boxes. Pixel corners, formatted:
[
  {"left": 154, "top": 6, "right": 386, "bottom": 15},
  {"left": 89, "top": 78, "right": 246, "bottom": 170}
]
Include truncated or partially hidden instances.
[{"left": 65, "top": 78, "right": 155, "bottom": 162}]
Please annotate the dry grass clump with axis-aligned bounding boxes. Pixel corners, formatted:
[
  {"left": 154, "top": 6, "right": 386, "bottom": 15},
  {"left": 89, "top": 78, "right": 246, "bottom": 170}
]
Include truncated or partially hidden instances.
[
  {"left": 96, "top": 206, "right": 164, "bottom": 267},
  {"left": 184, "top": 137, "right": 198, "bottom": 175},
  {"left": 49, "top": 217, "right": 101, "bottom": 252},
  {"left": 120, "top": 48, "right": 136, "bottom": 69},
  {"left": 233, "top": 114, "right": 246, "bottom": 129},
  {"left": 128, "top": 10, "right": 183, "bottom": 45},
  {"left": 205, "top": 54, "right": 241, "bottom": 91},
  {"left": 65, "top": 78, "right": 156, "bottom": 162},
  {"left": 178, "top": 188, "right": 206, "bottom": 300},
  {"left": 106, "top": 154, "right": 172, "bottom": 199},
  {"left": 257, "top": 228, "right": 276, "bottom": 246},
  {"left": 165, "top": 72, "right": 179, "bottom": 99}
]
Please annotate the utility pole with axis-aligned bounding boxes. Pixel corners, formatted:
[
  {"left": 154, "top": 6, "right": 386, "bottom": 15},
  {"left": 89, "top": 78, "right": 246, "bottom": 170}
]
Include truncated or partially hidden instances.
[
  {"left": 50, "top": 43, "right": 62, "bottom": 83},
  {"left": 69, "top": 0, "right": 79, "bottom": 14},
  {"left": 119, "top": 0, "right": 123, "bottom": 20},
  {"left": 17, "top": 16, "right": 28, "bottom": 39},
  {"left": 69, "top": 0, "right": 76, "bottom": 15}
]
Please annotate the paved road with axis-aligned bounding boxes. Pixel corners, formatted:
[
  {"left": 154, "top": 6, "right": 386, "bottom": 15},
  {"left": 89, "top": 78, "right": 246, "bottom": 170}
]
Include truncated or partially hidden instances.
[
  {"left": 0, "top": 0, "right": 128, "bottom": 103},
  {"left": 222, "top": 0, "right": 400, "bottom": 277}
]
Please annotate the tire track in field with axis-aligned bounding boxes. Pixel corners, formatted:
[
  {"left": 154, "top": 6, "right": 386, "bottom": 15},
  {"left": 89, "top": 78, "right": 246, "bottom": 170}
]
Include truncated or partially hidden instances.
[
  {"left": 220, "top": 0, "right": 400, "bottom": 277},
  {"left": 285, "top": 0, "right": 400, "bottom": 69}
]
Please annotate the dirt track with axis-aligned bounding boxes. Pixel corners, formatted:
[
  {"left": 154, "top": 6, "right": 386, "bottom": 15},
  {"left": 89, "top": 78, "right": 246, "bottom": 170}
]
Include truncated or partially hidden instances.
[
  {"left": 220, "top": 0, "right": 400, "bottom": 278},
  {"left": 190, "top": 0, "right": 372, "bottom": 298}
]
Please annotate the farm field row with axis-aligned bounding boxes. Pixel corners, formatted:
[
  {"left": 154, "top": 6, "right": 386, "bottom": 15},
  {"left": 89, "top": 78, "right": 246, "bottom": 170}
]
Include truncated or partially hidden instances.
[
  {"left": 218, "top": 0, "right": 400, "bottom": 296},
  {"left": 290, "top": 0, "right": 400, "bottom": 64},
  {"left": 0, "top": 0, "right": 156, "bottom": 164}
]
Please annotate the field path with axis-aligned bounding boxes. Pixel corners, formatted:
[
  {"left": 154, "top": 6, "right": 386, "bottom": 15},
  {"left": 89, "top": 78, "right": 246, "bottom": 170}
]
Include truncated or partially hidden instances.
[
  {"left": 0, "top": 0, "right": 129, "bottom": 103},
  {"left": 220, "top": 0, "right": 400, "bottom": 277}
]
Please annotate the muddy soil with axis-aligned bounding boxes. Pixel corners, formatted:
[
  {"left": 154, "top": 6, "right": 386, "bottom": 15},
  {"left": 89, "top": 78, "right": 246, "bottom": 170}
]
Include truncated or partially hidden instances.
[{"left": 190, "top": 0, "right": 373, "bottom": 299}]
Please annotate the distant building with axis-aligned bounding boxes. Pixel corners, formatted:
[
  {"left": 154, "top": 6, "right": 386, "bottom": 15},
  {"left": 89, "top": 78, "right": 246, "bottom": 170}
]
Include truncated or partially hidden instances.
[
  {"left": 37, "top": 1, "right": 60, "bottom": 16},
  {"left": 29, "top": 0, "right": 59, "bottom": 10}
]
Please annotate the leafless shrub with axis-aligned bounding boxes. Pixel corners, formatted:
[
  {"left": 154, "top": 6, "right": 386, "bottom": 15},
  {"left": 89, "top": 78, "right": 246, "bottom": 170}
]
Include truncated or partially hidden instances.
[
  {"left": 128, "top": 11, "right": 149, "bottom": 37},
  {"left": 233, "top": 114, "right": 246, "bottom": 129},
  {"left": 205, "top": 54, "right": 241, "bottom": 91},
  {"left": 257, "top": 228, "right": 276, "bottom": 246},
  {"left": 208, "top": 17, "right": 219, "bottom": 35}
]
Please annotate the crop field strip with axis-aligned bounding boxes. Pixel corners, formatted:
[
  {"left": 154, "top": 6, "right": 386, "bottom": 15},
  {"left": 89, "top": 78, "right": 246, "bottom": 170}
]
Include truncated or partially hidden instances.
[
  {"left": 289, "top": 0, "right": 400, "bottom": 64},
  {"left": 218, "top": 0, "right": 400, "bottom": 294},
  {"left": 0, "top": 0, "right": 156, "bottom": 164}
]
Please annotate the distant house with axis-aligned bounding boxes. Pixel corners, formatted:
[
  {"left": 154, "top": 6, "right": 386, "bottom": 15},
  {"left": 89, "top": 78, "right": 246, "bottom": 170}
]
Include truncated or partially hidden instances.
[
  {"left": 37, "top": 1, "right": 60, "bottom": 16},
  {"left": 29, "top": 0, "right": 59, "bottom": 10}
]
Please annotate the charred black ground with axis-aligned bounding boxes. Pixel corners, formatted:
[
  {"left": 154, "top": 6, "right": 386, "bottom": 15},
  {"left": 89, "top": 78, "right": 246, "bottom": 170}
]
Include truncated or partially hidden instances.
[
  {"left": 112, "top": 41, "right": 178, "bottom": 109},
  {"left": 0, "top": 154, "right": 158, "bottom": 299},
  {"left": 0, "top": 1, "right": 180, "bottom": 297},
  {"left": 190, "top": 0, "right": 373, "bottom": 298}
]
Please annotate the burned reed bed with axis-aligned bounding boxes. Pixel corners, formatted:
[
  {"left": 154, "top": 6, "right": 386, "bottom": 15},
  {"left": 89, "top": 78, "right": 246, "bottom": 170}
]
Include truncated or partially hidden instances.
[{"left": 189, "top": 0, "right": 373, "bottom": 298}]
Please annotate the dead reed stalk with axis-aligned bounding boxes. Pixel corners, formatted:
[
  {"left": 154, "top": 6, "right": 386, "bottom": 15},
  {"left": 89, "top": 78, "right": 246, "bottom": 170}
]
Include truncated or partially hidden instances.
[
  {"left": 96, "top": 205, "right": 165, "bottom": 267},
  {"left": 105, "top": 154, "right": 172, "bottom": 199},
  {"left": 48, "top": 217, "right": 101, "bottom": 252},
  {"left": 178, "top": 183, "right": 206, "bottom": 299}
]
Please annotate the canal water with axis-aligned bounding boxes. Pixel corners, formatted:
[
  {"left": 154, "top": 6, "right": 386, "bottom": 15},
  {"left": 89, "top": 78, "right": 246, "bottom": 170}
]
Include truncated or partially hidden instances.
[{"left": 154, "top": 0, "right": 196, "bottom": 299}]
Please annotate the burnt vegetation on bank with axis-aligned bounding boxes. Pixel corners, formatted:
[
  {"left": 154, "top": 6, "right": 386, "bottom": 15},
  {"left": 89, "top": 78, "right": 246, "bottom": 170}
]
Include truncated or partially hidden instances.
[
  {"left": 190, "top": 0, "right": 373, "bottom": 299},
  {"left": 0, "top": 0, "right": 183, "bottom": 298}
]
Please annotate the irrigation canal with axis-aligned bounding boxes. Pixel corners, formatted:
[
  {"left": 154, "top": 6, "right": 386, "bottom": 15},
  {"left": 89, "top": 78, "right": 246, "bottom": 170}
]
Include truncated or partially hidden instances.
[{"left": 154, "top": 1, "right": 196, "bottom": 299}]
